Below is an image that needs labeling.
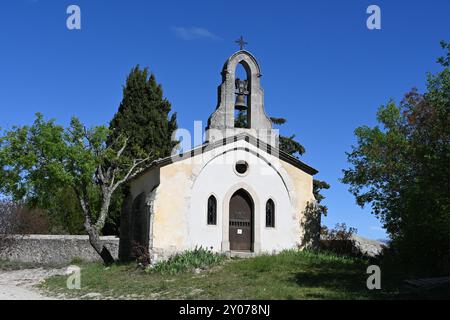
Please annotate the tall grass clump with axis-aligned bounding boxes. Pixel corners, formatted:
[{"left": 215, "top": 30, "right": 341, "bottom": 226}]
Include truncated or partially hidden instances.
[{"left": 149, "top": 247, "right": 225, "bottom": 275}]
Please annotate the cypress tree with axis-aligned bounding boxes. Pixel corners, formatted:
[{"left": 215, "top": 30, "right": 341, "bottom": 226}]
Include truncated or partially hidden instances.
[
  {"left": 105, "top": 66, "right": 178, "bottom": 235},
  {"left": 109, "top": 66, "right": 178, "bottom": 160}
]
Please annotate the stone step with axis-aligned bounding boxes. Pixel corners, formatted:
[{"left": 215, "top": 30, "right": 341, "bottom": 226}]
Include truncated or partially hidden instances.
[{"left": 228, "top": 251, "right": 256, "bottom": 259}]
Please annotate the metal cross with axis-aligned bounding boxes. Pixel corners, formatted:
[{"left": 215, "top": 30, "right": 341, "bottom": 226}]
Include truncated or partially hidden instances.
[{"left": 235, "top": 36, "right": 248, "bottom": 50}]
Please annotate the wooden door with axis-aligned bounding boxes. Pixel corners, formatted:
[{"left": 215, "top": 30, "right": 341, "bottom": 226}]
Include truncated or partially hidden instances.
[{"left": 229, "top": 189, "right": 253, "bottom": 251}]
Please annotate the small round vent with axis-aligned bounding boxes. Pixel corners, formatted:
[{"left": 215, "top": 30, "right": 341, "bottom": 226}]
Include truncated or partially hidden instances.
[{"left": 235, "top": 161, "right": 249, "bottom": 175}]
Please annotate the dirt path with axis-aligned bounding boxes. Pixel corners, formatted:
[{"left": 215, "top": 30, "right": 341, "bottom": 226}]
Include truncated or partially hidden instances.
[{"left": 0, "top": 268, "right": 66, "bottom": 300}]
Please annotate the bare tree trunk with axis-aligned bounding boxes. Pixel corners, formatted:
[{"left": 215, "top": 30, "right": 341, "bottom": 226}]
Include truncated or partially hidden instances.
[
  {"left": 74, "top": 137, "right": 151, "bottom": 265},
  {"left": 78, "top": 193, "right": 115, "bottom": 265},
  {"left": 85, "top": 224, "right": 115, "bottom": 265}
]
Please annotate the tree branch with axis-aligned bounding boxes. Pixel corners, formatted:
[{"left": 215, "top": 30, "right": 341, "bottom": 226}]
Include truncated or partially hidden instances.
[
  {"left": 111, "top": 156, "right": 151, "bottom": 193},
  {"left": 116, "top": 137, "right": 128, "bottom": 158}
]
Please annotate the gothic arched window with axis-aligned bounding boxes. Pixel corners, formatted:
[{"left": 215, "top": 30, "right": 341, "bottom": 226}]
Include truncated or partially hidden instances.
[
  {"left": 207, "top": 195, "right": 217, "bottom": 225},
  {"left": 266, "top": 199, "right": 275, "bottom": 228}
]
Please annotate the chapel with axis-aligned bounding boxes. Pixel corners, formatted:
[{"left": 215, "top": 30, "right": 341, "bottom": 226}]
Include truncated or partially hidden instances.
[{"left": 119, "top": 44, "right": 318, "bottom": 261}]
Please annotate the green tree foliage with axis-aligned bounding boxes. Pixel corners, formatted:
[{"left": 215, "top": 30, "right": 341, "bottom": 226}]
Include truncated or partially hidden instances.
[
  {"left": 47, "top": 188, "right": 85, "bottom": 234},
  {"left": 279, "top": 135, "right": 306, "bottom": 157},
  {"left": 29, "top": 187, "right": 85, "bottom": 234},
  {"left": 0, "top": 114, "right": 152, "bottom": 264},
  {"left": 107, "top": 66, "right": 178, "bottom": 234},
  {"left": 234, "top": 110, "right": 248, "bottom": 128},
  {"left": 0, "top": 116, "right": 85, "bottom": 235},
  {"left": 312, "top": 179, "right": 330, "bottom": 217},
  {"left": 342, "top": 42, "right": 450, "bottom": 275},
  {"left": 437, "top": 40, "right": 450, "bottom": 67},
  {"left": 0, "top": 67, "right": 178, "bottom": 241},
  {"left": 109, "top": 66, "right": 178, "bottom": 160},
  {"left": 270, "top": 117, "right": 306, "bottom": 158},
  {"left": 0, "top": 114, "right": 69, "bottom": 207}
]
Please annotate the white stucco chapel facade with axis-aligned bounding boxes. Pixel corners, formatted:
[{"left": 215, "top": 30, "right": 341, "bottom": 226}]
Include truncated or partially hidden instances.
[{"left": 119, "top": 49, "right": 318, "bottom": 261}]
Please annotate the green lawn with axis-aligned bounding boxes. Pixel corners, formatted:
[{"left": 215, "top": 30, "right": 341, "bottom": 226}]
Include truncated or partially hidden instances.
[{"left": 40, "top": 250, "right": 409, "bottom": 300}]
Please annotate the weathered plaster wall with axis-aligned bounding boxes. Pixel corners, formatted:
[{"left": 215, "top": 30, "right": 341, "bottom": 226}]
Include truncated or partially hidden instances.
[
  {"left": 150, "top": 162, "right": 194, "bottom": 255},
  {"left": 146, "top": 139, "right": 315, "bottom": 256},
  {"left": 188, "top": 140, "right": 315, "bottom": 254},
  {"left": 280, "top": 160, "right": 315, "bottom": 247},
  {"left": 129, "top": 167, "right": 160, "bottom": 199},
  {"left": 0, "top": 235, "right": 119, "bottom": 265}
]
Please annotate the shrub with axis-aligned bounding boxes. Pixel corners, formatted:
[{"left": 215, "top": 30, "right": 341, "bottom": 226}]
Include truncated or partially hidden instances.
[
  {"left": 149, "top": 247, "right": 225, "bottom": 275},
  {"left": 132, "top": 242, "right": 151, "bottom": 268},
  {"left": 322, "top": 223, "right": 357, "bottom": 241},
  {"left": 320, "top": 223, "right": 358, "bottom": 256}
]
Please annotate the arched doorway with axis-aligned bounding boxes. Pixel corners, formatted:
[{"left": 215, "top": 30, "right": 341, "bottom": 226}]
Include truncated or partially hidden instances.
[{"left": 229, "top": 189, "right": 254, "bottom": 251}]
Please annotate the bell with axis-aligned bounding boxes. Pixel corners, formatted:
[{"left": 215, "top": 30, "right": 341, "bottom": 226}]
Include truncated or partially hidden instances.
[{"left": 235, "top": 94, "right": 247, "bottom": 111}]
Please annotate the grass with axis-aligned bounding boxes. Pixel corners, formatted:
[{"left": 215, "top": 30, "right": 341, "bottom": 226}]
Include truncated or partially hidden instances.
[{"left": 40, "top": 250, "right": 416, "bottom": 300}]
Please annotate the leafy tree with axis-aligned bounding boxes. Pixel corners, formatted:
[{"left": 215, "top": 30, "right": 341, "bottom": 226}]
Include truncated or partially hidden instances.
[
  {"left": 107, "top": 66, "right": 178, "bottom": 234},
  {"left": 437, "top": 40, "right": 450, "bottom": 67},
  {"left": 312, "top": 179, "right": 330, "bottom": 217},
  {"left": 0, "top": 114, "right": 152, "bottom": 264},
  {"left": 342, "top": 42, "right": 450, "bottom": 275},
  {"left": 109, "top": 66, "right": 178, "bottom": 160},
  {"left": 47, "top": 188, "right": 85, "bottom": 234}
]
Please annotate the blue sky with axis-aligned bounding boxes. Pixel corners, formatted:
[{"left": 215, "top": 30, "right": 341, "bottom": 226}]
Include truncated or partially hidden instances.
[{"left": 0, "top": 0, "right": 449, "bottom": 239}]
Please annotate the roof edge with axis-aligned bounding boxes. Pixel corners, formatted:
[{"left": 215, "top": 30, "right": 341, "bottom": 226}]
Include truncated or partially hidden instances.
[{"left": 130, "top": 133, "right": 318, "bottom": 183}]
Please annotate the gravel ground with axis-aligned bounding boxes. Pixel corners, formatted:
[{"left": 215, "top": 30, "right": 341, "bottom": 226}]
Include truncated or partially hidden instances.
[{"left": 0, "top": 268, "right": 66, "bottom": 300}]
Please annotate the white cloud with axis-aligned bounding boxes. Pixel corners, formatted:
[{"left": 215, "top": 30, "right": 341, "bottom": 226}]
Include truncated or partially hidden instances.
[
  {"left": 370, "top": 226, "right": 384, "bottom": 232},
  {"left": 171, "top": 27, "right": 220, "bottom": 41}
]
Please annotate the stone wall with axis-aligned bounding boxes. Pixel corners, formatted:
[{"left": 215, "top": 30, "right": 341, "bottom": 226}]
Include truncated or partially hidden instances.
[{"left": 0, "top": 235, "right": 119, "bottom": 265}]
